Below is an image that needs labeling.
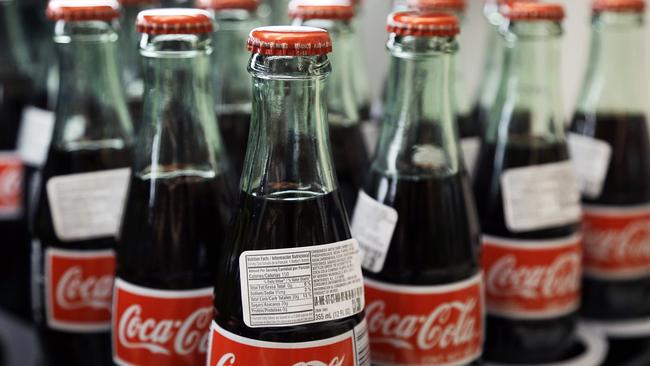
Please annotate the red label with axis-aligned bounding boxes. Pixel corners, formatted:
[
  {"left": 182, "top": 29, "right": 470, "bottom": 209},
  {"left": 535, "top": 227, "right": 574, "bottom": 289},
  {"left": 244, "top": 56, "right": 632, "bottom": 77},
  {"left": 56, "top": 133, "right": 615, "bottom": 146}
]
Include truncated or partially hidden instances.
[
  {"left": 482, "top": 235, "right": 582, "bottom": 318},
  {"left": 45, "top": 248, "right": 115, "bottom": 331},
  {"left": 0, "top": 154, "right": 23, "bottom": 218},
  {"left": 363, "top": 274, "right": 483, "bottom": 365},
  {"left": 112, "top": 279, "right": 213, "bottom": 366},
  {"left": 207, "top": 320, "right": 370, "bottom": 366},
  {"left": 583, "top": 205, "right": 650, "bottom": 279}
]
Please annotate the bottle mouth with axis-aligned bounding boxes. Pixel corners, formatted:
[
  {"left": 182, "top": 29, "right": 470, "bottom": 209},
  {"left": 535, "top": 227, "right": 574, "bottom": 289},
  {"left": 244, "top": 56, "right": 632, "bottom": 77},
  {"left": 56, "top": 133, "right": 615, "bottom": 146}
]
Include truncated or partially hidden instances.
[
  {"left": 247, "top": 26, "right": 333, "bottom": 56},
  {"left": 47, "top": 0, "right": 121, "bottom": 22},
  {"left": 386, "top": 11, "right": 460, "bottom": 37},
  {"left": 136, "top": 8, "right": 214, "bottom": 35}
]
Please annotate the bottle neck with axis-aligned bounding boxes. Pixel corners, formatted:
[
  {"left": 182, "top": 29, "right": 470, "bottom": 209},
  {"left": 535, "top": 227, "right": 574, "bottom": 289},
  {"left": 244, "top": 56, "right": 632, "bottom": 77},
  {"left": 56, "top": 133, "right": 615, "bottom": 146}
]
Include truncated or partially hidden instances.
[
  {"left": 0, "top": 0, "right": 30, "bottom": 78},
  {"left": 453, "top": 13, "right": 470, "bottom": 117},
  {"left": 295, "top": 18, "right": 360, "bottom": 126},
  {"left": 212, "top": 9, "right": 259, "bottom": 115},
  {"left": 137, "top": 33, "right": 226, "bottom": 177},
  {"left": 477, "top": 23, "right": 505, "bottom": 109},
  {"left": 241, "top": 54, "right": 337, "bottom": 196},
  {"left": 577, "top": 11, "right": 646, "bottom": 114},
  {"left": 53, "top": 20, "right": 133, "bottom": 151},
  {"left": 486, "top": 20, "right": 565, "bottom": 143},
  {"left": 121, "top": 4, "right": 149, "bottom": 99},
  {"left": 374, "top": 34, "right": 461, "bottom": 179}
]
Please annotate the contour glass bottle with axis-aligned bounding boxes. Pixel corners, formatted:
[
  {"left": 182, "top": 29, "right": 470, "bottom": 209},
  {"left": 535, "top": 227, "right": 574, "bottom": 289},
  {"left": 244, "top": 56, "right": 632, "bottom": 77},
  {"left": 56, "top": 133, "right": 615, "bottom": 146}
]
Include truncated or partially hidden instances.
[
  {"left": 289, "top": 0, "right": 370, "bottom": 216},
  {"left": 351, "top": 11, "right": 483, "bottom": 366},
  {"left": 569, "top": 0, "right": 650, "bottom": 364},
  {"left": 197, "top": 0, "right": 261, "bottom": 176},
  {"left": 31, "top": 1, "right": 133, "bottom": 365},
  {"left": 473, "top": 2, "right": 582, "bottom": 363},
  {"left": 207, "top": 26, "right": 370, "bottom": 365},
  {"left": 112, "top": 9, "right": 235, "bottom": 366}
]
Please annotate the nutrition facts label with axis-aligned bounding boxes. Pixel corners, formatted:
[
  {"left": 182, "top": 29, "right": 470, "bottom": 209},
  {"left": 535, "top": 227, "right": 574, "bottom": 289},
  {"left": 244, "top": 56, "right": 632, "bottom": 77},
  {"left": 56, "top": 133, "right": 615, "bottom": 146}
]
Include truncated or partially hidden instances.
[{"left": 239, "top": 239, "right": 365, "bottom": 328}]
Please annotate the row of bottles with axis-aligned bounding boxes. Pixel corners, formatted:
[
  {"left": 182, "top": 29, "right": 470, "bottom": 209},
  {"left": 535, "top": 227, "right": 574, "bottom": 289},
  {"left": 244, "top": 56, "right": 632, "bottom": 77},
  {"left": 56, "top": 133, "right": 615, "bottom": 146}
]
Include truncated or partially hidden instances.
[{"left": 0, "top": 0, "right": 649, "bottom": 365}]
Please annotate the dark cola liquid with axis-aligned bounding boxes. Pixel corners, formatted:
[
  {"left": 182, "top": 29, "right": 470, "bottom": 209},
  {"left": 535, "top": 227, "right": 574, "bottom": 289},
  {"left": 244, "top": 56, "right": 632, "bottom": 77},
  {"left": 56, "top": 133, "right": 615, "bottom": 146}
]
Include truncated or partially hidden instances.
[
  {"left": 571, "top": 113, "right": 650, "bottom": 365},
  {"left": 214, "top": 188, "right": 365, "bottom": 343},
  {"left": 0, "top": 74, "right": 32, "bottom": 320},
  {"left": 329, "top": 124, "right": 370, "bottom": 216},
  {"left": 473, "top": 138, "right": 579, "bottom": 363},
  {"left": 362, "top": 170, "right": 481, "bottom": 285},
  {"left": 32, "top": 145, "right": 131, "bottom": 366},
  {"left": 117, "top": 170, "right": 234, "bottom": 288},
  {"left": 218, "top": 112, "right": 250, "bottom": 177},
  {"left": 457, "top": 113, "right": 482, "bottom": 140},
  {"left": 127, "top": 97, "right": 143, "bottom": 131}
]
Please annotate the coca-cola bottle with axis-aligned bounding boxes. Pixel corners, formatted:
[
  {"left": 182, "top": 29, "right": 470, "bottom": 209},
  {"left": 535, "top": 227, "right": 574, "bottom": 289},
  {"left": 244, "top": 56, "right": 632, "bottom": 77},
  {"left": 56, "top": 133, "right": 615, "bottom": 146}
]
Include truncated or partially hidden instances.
[
  {"left": 31, "top": 1, "right": 134, "bottom": 365},
  {"left": 350, "top": 11, "right": 483, "bottom": 365},
  {"left": 0, "top": 0, "right": 33, "bottom": 321},
  {"left": 408, "top": 0, "right": 481, "bottom": 176},
  {"left": 473, "top": 2, "right": 583, "bottom": 363},
  {"left": 569, "top": 0, "right": 650, "bottom": 364},
  {"left": 197, "top": 0, "right": 261, "bottom": 176},
  {"left": 207, "top": 26, "right": 370, "bottom": 365},
  {"left": 119, "top": 0, "right": 157, "bottom": 128},
  {"left": 112, "top": 9, "right": 236, "bottom": 365},
  {"left": 289, "top": 0, "right": 370, "bottom": 215}
]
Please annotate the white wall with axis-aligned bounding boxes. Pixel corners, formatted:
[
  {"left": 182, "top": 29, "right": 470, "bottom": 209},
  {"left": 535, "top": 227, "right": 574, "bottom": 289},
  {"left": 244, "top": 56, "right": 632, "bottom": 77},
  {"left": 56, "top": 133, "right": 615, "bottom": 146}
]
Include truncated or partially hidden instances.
[{"left": 356, "top": 1, "right": 644, "bottom": 116}]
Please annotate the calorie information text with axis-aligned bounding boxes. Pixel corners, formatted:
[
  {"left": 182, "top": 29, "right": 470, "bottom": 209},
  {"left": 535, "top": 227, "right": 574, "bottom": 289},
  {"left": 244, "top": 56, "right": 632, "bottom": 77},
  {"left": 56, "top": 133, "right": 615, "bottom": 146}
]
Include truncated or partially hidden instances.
[{"left": 239, "top": 239, "right": 365, "bottom": 328}]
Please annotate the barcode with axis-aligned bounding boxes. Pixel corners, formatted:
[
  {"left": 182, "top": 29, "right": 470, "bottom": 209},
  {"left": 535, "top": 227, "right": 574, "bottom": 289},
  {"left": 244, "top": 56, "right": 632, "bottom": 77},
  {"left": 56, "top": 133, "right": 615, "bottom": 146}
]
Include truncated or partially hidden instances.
[
  {"left": 354, "top": 321, "right": 371, "bottom": 366},
  {"left": 316, "top": 287, "right": 363, "bottom": 306}
]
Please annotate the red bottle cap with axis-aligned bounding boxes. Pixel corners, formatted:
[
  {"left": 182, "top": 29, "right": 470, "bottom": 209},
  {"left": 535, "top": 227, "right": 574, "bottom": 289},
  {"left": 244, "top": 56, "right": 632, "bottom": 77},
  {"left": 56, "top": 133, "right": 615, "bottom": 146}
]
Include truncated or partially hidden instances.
[
  {"left": 247, "top": 26, "right": 333, "bottom": 56},
  {"left": 504, "top": 2, "right": 565, "bottom": 21},
  {"left": 46, "top": 0, "right": 121, "bottom": 21},
  {"left": 136, "top": 8, "right": 214, "bottom": 34},
  {"left": 387, "top": 11, "right": 460, "bottom": 37},
  {"left": 408, "top": 0, "right": 467, "bottom": 13},
  {"left": 196, "top": 0, "right": 260, "bottom": 11},
  {"left": 593, "top": 0, "right": 645, "bottom": 12},
  {"left": 288, "top": 0, "right": 355, "bottom": 20}
]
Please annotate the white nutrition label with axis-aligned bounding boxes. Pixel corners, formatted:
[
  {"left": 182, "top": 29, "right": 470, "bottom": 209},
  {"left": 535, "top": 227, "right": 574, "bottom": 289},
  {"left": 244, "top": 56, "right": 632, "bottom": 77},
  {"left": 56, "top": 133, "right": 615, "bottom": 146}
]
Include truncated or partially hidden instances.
[
  {"left": 18, "top": 106, "right": 55, "bottom": 167},
  {"left": 568, "top": 133, "right": 612, "bottom": 199},
  {"left": 501, "top": 161, "right": 581, "bottom": 232},
  {"left": 350, "top": 191, "right": 398, "bottom": 273},
  {"left": 239, "top": 239, "right": 365, "bottom": 328},
  {"left": 47, "top": 168, "right": 131, "bottom": 241}
]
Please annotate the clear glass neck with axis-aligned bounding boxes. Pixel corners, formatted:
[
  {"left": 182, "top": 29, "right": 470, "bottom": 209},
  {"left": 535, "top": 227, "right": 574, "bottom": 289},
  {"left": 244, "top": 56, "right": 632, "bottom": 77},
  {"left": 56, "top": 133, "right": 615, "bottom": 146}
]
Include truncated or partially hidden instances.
[
  {"left": 211, "top": 9, "right": 259, "bottom": 115},
  {"left": 576, "top": 11, "right": 646, "bottom": 114},
  {"left": 52, "top": 19, "right": 133, "bottom": 151},
  {"left": 477, "top": 19, "right": 505, "bottom": 111},
  {"left": 136, "top": 32, "right": 227, "bottom": 178},
  {"left": 375, "top": 34, "right": 461, "bottom": 179},
  {"left": 0, "top": 0, "right": 30, "bottom": 77},
  {"left": 121, "top": 4, "right": 151, "bottom": 99},
  {"left": 294, "top": 18, "right": 360, "bottom": 126},
  {"left": 241, "top": 53, "right": 337, "bottom": 197},
  {"left": 486, "top": 20, "right": 565, "bottom": 144}
]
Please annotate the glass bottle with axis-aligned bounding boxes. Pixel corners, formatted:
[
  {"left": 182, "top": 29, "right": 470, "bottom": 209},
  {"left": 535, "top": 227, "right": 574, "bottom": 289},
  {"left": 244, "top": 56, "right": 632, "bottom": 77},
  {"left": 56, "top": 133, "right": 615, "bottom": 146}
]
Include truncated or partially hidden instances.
[
  {"left": 207, "top": 26, "right": 369, "bottom": 365},
  {"left": 31, "top": 1, "right": 133, "bottom": 365},
  {"left": 569, "top": 0, "right": 650, "bottom": 363},
  {"left": 0, "top": 0, "right": 33, "bottom": 321},
  {"left": 473, "top": 3, "right": 582, "bottom": 363},
  {"left": 289, "top": 0, "right": 370, "bottom": 216},
  {"left": 352, "top": 11, "right": 483, "bottom": 365},
  {"left": 112, "top": 9, "right": 235, "bottom": 365},
  {"left": 119, "top": 0, "right": 158, "bottom": 128},
  {"left": 198, "top": 0, "right": 261, "bottom": 176}
]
